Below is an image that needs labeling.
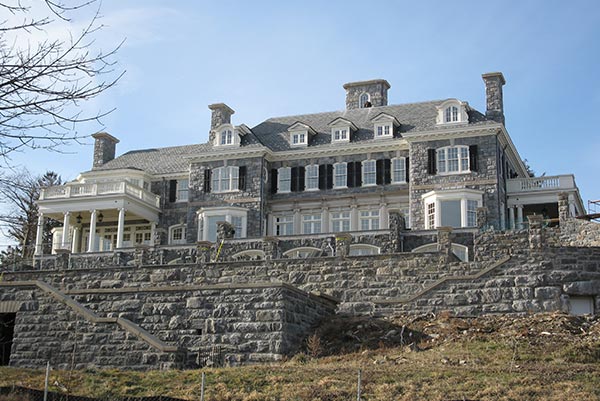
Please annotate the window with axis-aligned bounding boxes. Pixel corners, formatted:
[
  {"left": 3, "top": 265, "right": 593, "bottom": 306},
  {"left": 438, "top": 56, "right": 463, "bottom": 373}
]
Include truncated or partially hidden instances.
[
  {"left": 302, "top": 213, "right": 321, "bottom": 234},
  {"left": 362, "top": 160, "right": 376, "bottom": 186},
  {"left": 360, "top": 210, "right": 379, "bottom": 231},
  {"left": 220, "top": 129, "right": 234, "bottom": 145},
  {"left": 359, "top": 93, "right": 370, "bottom": 108},
  {"left": 197, "top": 207, "right": 247, "bottom": 242},
  {"left": 176, "top": 179, "right": 189, "bottom": 202},
  {"left": 283, "top": 247, "right": 322, "bottom": 259},
  {"left": 331, "top": 211, "right": 351, "bottom": 232},
  {"left": 169, "top": 225, "right": 186, "bottom": 245},
  {"left": 436, "top": 146, "right": 470, "bottom": 174},
  {"left": 375, "top": 124, "right": 392, "bottom": 138},
  {"left": 333, "top": 128, "right": 349, "bottom": 142},
  {"left": 305, "top": 165, "right": 319, "bottom": 191},
  {"left": 427, "top": 202, "right": 436, "bottom": 229},
  {"left": 422, "top": 189, "right": 482, "bottom": 229},
  {"left": 467, "top": 200, "right": 478, "bottom": 227},
  {"left": 278, "top": 167, "right": 291, "bottom": 193},
  {"left": 445, "top": 106, "right": 459, "bottom": 123},
  {"left": 349, "top": 244, "right": 380, "bottom": 256},
  {"left": 391, "top": 157, "right": 406, "bottom": 183},
  {"left": 291, "top": 132, "right": 307, "bottom": 146},
  {"left": 232, "top": 216, "right": 243, "bottom": 238},
  {"left": 211, "top": 167, "right": 239, "bottom": 193},
  {"left": 334, "top": 163, "right": 347, "bottom": 188},
  {"left": 275, "top": 215, "right": 294, "bottom": 236}
]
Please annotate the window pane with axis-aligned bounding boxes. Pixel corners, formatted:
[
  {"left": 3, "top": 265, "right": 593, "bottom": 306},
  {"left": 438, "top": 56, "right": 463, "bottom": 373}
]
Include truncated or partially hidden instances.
[
  {"left": 440, "top": 200, "right": 461, "bottom": 228},
  {"left": 334, "top": 163, "right": 347, "bottom": 188},
  {"left": 206, "top": 215, "right": 225, "bottom": 242}
]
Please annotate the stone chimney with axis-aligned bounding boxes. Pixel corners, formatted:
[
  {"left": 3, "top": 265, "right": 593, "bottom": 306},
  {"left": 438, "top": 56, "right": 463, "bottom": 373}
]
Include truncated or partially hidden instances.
[
  {"left": 482, "top": 72, "right": 506, "bottom": 124},
  {"left": 91, "top": 132, "right": 119, "bottom": 168},
  {"left": 343, "top": 79, "right": 391, "bottom": 110},
  {"left": 208, "top": 103, "right": 235, "bottom": 130}
]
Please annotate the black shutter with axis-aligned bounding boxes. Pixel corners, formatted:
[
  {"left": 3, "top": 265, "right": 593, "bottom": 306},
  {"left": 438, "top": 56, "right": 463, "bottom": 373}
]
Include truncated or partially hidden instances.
[
  {"left": 355, "top": 161, "right": 362, "bottom": 187},
  {"left": 376, "top": 159, "right": 384, "bottom": 185},
  {"left": 347, "top": 161, "right": 355, "bottom": 187},
  {"left": 384, "top": 159, "right": 391, "bottom": 184},
  {"left": 238, "top": 166, "right": 247, "bottom": 190},
  {"left": 291, "top": 167, "right": 298, "bottom": 192},
  {"left": 469, "top": 145, "right": 478, "bottom": 172},
  {"left": 326, "top": 164, "right": 334, "bottom": 189},
  {"left": 318, "top": 165, "right": 327, "bottom": 190},
  {"left": 169, "top": 179, "right": 177, "bottom": 202},
  {"left": 270, "top": 169, "right": 278, "bottom": 194},
  {"left": 298, "top": 166, "right": 305, "bottom": 191},
  {"left": 427, "top": 149, "right": 436, "bottom": 174},
  {"left": 203, "top": 169, "right": 211, "bottom": 193},
  {"left": 405, "top": 157, "right": 410, "bottom": 182}
]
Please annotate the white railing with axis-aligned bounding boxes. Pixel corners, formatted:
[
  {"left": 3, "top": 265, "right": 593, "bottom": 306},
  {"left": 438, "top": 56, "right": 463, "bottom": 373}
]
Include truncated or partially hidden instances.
[
  {"left": 506, "top": 175, "right": 575, "bottom": 193},
  {"left": 40, "top": 181, "right": 160, "bottom": 208}
]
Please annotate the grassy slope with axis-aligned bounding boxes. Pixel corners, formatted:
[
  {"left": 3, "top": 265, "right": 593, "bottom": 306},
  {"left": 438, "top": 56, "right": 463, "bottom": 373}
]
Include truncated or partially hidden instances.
[{"left": 1, "top": 313, "right": 599, "bottom": 401}]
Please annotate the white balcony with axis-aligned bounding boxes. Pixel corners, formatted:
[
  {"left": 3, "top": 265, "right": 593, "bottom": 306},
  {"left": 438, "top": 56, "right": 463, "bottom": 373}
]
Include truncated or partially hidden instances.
[
  {"left": 506, "top": 175, "right": 577, "bottom": 194},
  {"left": 40, "top": 181, "right": 160, "bottom": 208}
]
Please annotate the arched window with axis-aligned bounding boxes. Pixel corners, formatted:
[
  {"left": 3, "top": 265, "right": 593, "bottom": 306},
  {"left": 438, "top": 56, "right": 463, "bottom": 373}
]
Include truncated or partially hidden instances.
[
  {"left": 349, "top": 244, "right": 380, "bottom": 256},
  {"left": 412, "top": 242, "right": 470, "bottom": 262},
  {"left": 283, "top": 247, "right": 322, "bottom": 259},
  {"left": 359, "top": 93, "right": 370, "bottom": 108},
  {"left": 445, "top": 106, "right": 459, "bottom": 123},
  {"left": 232, "top": 250, "right": 265, "bottom": 261},
  {"left": 169, "top": 224, "right": 187, "bottom": 245}
]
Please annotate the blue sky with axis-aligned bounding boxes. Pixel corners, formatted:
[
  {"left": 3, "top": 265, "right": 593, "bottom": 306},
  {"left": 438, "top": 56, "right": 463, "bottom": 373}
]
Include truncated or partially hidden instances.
[{"left": 6, "top": 0, "right": 600, "bottom": 227}]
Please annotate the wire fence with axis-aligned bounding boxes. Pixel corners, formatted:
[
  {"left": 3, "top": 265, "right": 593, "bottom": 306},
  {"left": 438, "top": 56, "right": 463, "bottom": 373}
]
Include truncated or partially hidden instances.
[{"left": 0, "top": 387, "right": 187, "bottom": 401}]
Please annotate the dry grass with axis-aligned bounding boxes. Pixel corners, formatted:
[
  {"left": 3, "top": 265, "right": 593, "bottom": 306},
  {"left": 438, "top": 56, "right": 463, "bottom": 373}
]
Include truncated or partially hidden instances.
[{"left": 0, "top": 312, "right": 599, "bottom": 401}]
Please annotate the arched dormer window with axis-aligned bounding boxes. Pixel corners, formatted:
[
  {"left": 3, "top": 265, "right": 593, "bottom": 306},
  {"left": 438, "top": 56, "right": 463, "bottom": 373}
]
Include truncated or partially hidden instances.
[
  {"left": 359, "top": 93, "right": 371, "bottom": 108},
  {"left": 219, "top": 129, "right": 234, "bottom": 145},
  {"left": 214, "top": 124, "right": 245, "bottom": 147},
  {"left": 436, "top": 99, "right": 469, "bottom": 125}
]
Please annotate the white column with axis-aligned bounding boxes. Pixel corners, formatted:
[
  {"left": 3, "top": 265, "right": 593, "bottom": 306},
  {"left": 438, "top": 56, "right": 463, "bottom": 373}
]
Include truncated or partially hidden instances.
[
  {"left": 61, "top": 212, "right": 71, "bottom": 249},
  {"left": 34, "top": 213, "right": 45, "bottom": 256},
  {"left": 71, "top": 227, "right": 79, "bottom": 253},
  {"left": 150, "top": 222, "right": 157, "bottom": 246},
  {"left": 116, "top": 208, "right": 125, "bottom": 249},
  {"left": 350, "top": 205, "right": 359, "bottom": 231},
  {"left": 508, "top": 207, "right": 515, "bottom": 230},
  {"left": 321, "top": 207, "right": 329, "bottom": 234},
  {"left": 266, "top": 213, "right": 274, "bottom": 236},
  {"left": 516, "top": 205, "right": 524, "bottom": 230},
  {"left": 87, "top": 210, "right": 97, "bottom": 252},
  {"left": 293, "top": 208, "right": 301, "bottom": 235},
  {"left": 379, "top": 203, "right": 388, "bottom": 229}
]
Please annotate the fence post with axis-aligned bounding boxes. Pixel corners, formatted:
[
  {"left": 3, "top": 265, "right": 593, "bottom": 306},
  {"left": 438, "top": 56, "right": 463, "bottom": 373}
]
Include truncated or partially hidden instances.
[
  {"left": 357, "top": 369, "right": 362, "bottom": 401},
  {"left": 200, "top": 371, "right": 205, "bottom": 401},
  {"left": 43, "top": 361, "right": 50, "bottom": 401}
]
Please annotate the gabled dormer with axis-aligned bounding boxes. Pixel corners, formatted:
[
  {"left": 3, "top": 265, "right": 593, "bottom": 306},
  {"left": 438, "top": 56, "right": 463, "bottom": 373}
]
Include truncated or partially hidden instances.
[
  {"left": 287, "top": 122, "right": 316, "bottom": 147},
  {"left": 328, "top": 117, "right": 358, "bottom": 143},
  {"left": 436, "top": 99, "right": 469, "bottom": 125},
  {"left": 371, "top": 113, "right": 400, "bottom": 139},
  {"left": 213, "top": 123, "right": 239, "bottom": 147}
]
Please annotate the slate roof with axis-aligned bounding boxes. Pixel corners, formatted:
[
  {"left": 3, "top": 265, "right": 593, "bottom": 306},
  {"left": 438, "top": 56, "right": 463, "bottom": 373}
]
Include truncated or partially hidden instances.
[{"left": 92, "top": 100, "right": 495, "bottom": 175}]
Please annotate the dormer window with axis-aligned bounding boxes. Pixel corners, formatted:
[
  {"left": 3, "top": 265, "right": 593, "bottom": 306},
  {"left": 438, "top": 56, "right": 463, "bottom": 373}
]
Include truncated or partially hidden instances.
[
  {"left": 214, "top": 124, "right": 244, "bottom": 147},
  {"left": 220, "top": 129, "right": 233, "bottom": 145},
  {"left": 287, "top": 122, "right": 316, "bottom": 147},
  {"left": 436, "top": 99, "right": 469, "bottom": 125},
  {"left": 334, "top": 129, "right": 348, "bottom": 141},
  {"left": 328, "top": 117, "right": 357, "bottom": 144},
  {"left": 371, "top": 112, "right": 400, "bottom": 140}
]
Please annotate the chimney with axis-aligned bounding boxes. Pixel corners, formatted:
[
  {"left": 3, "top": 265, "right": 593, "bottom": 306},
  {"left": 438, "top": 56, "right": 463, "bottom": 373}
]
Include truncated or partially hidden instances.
[
  {"left": 343, "top": 79, "right": 391, "bottom": 110},
  {"left": 91, "top": 132, "right": 119, "bottom": 168},
  {"left": 482, "top": 72, "right": 506, "bottom": 124},
  {"left": 208, "top": 103, "right": 235, "bottom": 130}
]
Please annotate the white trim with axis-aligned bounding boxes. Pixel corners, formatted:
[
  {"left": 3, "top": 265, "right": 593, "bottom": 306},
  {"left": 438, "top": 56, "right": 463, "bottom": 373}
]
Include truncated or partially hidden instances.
[
  {"left": 361, "top": 159, "right": 376, "bottom": 186},
  {"left": 168, "top": 224, "right": 187, "bottom": 245},
  {"left": 435, "top": 99, "right": 469, "bottom": 125},
  {"left": 196, "top": 206, "right": 248, "bottom": 241},
  {"left": 349, "top": 244, "right": 380, "bottom": 256},
  {"left": 211, "top": 166, "right": 239, "bottom": 193},
  {"left": 232, "top": 249, "right": 265, "bottom": 260},
  {"left": 333, "top": 162, "right": 348, "bottom": 189},
  {"left": 436, "top": 145, "right": 470, "bottom": 175},
  {"left": 391, "top": 157, "right": 407, "bottom": 184},
  {"left": 422, "top": 189, "right": 483, "bottom": 229},
  {"left": 283, "top": 247, "right": 322, "bottom": 259},
  {"left": 277, "top": 167, "right": 291, "bottom": 193},
  {"left": 305, "top": 164, "right": 319, "bottom": 191},
  {"left": 412, "top": 242, "right": 469, "bottom": 262}
]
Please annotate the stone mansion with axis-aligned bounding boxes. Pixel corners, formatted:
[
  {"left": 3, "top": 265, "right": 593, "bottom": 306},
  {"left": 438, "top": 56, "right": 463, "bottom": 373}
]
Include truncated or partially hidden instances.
[{"left": 35, "top": 72, "right": 584, "bottom": 258}]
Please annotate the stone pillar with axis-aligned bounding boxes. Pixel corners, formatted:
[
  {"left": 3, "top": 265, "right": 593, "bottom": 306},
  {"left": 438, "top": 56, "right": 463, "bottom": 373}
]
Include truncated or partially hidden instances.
[
  {"left": 568, "top": 194, "right": 576, "bottom": 217},
  {"left": 437, "top": 227, "right": 453, "bottom": 261},
  {"left": 151, "top": 222, "right": 159, "bottom": 246},
  {"left": 134, "top": 245, "right": 149, "bottom": 267},
  {"left": 388, "top": 209, "right": 406, "bottom": 253},
  {"left": 55, "top": 248, "right": 70, "bottom": 270},
  {"left": 528, "top": 215, "right": 544, "bottom": 249},
  {"left": 216, "top": 221, "right": 235, "bottom": 241},
  {"left": 335, "top": 233, "right": 352, "bottom": 257},
  {"left": 262, "top": 237, "right": 280, "bottom": 260},
  {"left": 34, "top": 213, "right": 45, "bottom": 256},
  {"left": 516, "top": 205, "right": 524, "bottom": 230},
  {"left": 195, "top": 241, "right": 213, "bottom": 264},
  {"left": 116, "top": 208, "right": 125, "bottom": 249},
  {"left": 558, "top": 192, "right": 569, "bottom": 223},
  {"left": 508, "top": 207, "right": 515, "bottom": 230},
  {"left": 61, "top": 212, "right": 71, "bottom": 249},
  {"left": 87, "top": 210, "right": 97, "bottom": 252},
  {"left": 476, "top": 207, "right": 488, "bottom": 230}
]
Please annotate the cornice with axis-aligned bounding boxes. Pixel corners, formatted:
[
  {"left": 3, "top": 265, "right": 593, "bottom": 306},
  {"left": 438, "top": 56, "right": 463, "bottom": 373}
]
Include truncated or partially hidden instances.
[
  {"left": 266, "top": 139, "right": 409, "bottom": 161},
  {"left": 402, "top": 125, "right": 498, "bottom": 142}
]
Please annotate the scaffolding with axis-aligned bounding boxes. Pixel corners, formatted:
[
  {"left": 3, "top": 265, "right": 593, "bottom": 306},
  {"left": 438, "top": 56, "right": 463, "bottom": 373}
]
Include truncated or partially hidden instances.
[{"left": 584, "top": 200, "right": 600, "bottom": 221}]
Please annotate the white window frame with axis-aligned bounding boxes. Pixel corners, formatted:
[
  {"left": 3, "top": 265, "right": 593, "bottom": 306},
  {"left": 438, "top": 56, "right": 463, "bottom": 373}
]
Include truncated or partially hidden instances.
[
  {"left": 359, "top": 210, "right": 380, "bottom": 231},
  {"left": 283, "top": 247, "right": 322, "bottom": 259},
  {"left": 359, "top": 92, "right": 371, "bottom": 108},
  {"left": 175, "top": 179, "right": 189, "bottom": 202},
  {"left": 436, "top": 146, "right": 470, "bottom": 174},
  {"left": 422, "top": 189, "right": 483, "bottom": 229},
  {"left": 374, "top": 123, "right": 392, "bottom": 138},
  {"left": 197, "top": 207, "right": 248, "bottom": 242},
  {"left": 168, "top": 224, "right": 187, "bottom": 245},
  {"left": 349, "top": 244, "right": 380, "bottom": 256},
  {"left": 302, "top": 213, "right": 322, "bottom": 234},
  {"left": 214, "top": 124, "right": 239, "bottom": 147},
  {"left": 305, "top": 164, "right": 319, "bottom": 191},
  {"left": 412, "top": 242, "right": 469, "bottom": 262},
  {"left": 290, "top": 131, "right": 308, "bottom": 147},
  {"left": 362, "top": 159, "right": 376, "bottom": 186},
  {"left": 274, "top": 214, "right": 294, "bottom": 236},
  {"left": 391, "top": 157, "right": 406, "bottom": 184},
  {"left": 211, "top": 166, "right": 239, "bottom": 193},
  {"left": 333, "top": 162, "right": 347, "bottom": 189},
  {"left": 330, "top": 211, "right": 351, "bottom": 232},
  {"left": 436, "top": 99, "right": 468, "bottom": 125},
  {"left": 277, "top": 167, "right": 291, "bottom": 193},
  {"left": 332, "top": 127, "right": 349, "bottom": 142}
]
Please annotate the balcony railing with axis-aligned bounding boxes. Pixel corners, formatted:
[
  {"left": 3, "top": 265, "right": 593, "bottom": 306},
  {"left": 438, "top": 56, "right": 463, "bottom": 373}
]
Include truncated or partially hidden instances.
[
  {"left": 506, "top": 175, "right": 576, "bottom": 194},
  {"left": 40, "top": 181, "right": 160, "bottom": 208}
]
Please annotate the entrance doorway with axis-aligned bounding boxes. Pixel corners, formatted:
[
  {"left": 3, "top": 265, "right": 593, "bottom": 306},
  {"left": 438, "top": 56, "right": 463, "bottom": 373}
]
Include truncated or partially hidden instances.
[{"left": 0, "top": 313, "right": 16, "bottom": 366}]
